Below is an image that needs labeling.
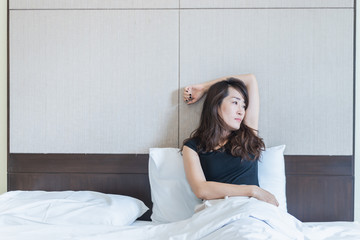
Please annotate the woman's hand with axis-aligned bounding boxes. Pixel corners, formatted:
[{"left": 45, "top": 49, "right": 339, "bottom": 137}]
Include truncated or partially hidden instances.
[
  {"left": 252, "top": 186, "right": 279, "bottom": 207},
  {"left": 183, "top": 84, "right": 206, "bottom": 104}
]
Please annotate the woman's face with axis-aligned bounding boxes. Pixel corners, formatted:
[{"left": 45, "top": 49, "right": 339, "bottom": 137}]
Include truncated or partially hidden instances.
[{"left": 218, "top": 87, "right": 246, "bottom": 132}]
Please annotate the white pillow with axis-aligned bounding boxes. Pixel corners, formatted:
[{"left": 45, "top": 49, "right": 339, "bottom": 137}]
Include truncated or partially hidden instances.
[
  {"left": 148, "top": 148, "right": 202, "bottom": 223},
  {"left": 148, "top": 145, "right": 287, "bottom": 223},
  {"left": 258, "top": 145, "right": 287, "bottom": 211},
  {"left": 0, "top": 190, "right": 148, "bottom": 226}
]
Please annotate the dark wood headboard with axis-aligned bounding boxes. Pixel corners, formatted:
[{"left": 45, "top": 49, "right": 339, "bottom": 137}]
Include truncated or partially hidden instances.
[
  {"left": 7, "top": 154, "right": 152, "bottom": 220},
  {"left": 285, "top": 155, "right": 353, "bottom": 221},
  {"left": 7, "top": 153, "right": 354, "bottom": 222}
]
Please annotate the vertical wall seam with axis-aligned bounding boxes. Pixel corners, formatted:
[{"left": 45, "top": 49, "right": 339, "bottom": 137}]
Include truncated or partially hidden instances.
[
  {"left": 353, "top": 0, "right": 357, "bottom": 221},
  {"left": 353, "top": 0, "right": 356, "bottom": 176},
  {"left": 6, "top": 0, "right": 10, "bottom": 190},
  {"left": 177, "top": 5, "right": 181, "bottom": 148}
]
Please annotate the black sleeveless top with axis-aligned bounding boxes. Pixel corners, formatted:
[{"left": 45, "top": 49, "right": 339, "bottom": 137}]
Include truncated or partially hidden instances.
[{"left": 184, "top": 138, "right": 259, "bottom": 186}]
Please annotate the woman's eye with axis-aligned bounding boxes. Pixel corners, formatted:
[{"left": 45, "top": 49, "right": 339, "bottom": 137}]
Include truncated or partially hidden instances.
[{"left": 233, "top": 101, "right": 238, "bottom": 105}]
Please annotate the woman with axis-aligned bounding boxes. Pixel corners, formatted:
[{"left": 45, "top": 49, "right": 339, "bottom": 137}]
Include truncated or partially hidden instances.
[{"left": 182, "top": 74, "right": 279, "bottom": 207}]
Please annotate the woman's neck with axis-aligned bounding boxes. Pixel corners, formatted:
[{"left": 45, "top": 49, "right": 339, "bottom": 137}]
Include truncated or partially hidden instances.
[
  {"left": 220, "top": 130, "right": 231, "bottom": 140},
  {"left": 215, "top": 132, "right": 230, "bottom": 150}
]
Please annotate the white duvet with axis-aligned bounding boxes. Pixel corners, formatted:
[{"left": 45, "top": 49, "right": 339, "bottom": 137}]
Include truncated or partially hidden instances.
[
  {"left": 0, "top": 196, "right": 359, "bottom": 240},
  {"left": 0, "top": 196, "right": 304, "bottom": 240}
]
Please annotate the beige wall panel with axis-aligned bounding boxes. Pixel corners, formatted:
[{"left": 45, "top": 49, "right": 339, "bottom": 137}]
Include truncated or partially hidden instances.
[
  {"left": 10, "top": 10, "right": 179, "bottom": 153},
  {"left": 179, "top": 9, "right": 353, "bottom": 155},
  {"left": 10, "top": 0, "right": 178, "bottom": 9},
  {"left": 180, "top": 0, "right": 353, "bottom": 8},
  {"left": 0, "top": 0, "right": 7, "bottom": 194}
]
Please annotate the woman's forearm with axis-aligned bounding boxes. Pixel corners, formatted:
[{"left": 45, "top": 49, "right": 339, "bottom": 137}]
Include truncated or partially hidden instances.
[
  {"left": 183, "top": 74, "right": 256, "bottom": 104},
  {"left": 194, "top": 181, "right": 279, "bottom": 206},
  {"left": 201, "top": 74, "right": 256, "bottom": 92},
  {"left": 194, "top": 181, "right": 256, "bottom": 200}
]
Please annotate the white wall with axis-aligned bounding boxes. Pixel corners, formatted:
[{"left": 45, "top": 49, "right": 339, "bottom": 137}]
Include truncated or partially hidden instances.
[
  {"left": 0, "top": 0, "right": 7, "bottom": 194},
  {"left": 10, "top": 10, "right": 180, "bottom": 153},
  {"left": 9, "top": 3, "right": 354, "bottom": 156},
  {"left": 355, "top": 0, "right": 360, "bottom": 222}
]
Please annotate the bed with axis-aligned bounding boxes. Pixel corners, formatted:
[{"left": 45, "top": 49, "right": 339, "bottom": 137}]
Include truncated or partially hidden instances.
[{"left": 2, "top": 146, "right": 358, "bottom": 240}]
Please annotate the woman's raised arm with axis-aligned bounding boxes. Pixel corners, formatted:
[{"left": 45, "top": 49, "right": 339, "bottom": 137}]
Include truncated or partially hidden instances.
[{"left": 183, "top": 74, "right": 260, "bottom": 130}]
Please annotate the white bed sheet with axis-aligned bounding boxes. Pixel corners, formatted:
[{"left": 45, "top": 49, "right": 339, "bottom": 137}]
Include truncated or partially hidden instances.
[
  {"left": 303, "top": 221, "right": 360, "bottom": 240},
  {"left": 0, "top": 197, "right": 359, "bottom": 240},
  {"left": 1, "top": 221, "right": 359, "bottom": 240}
]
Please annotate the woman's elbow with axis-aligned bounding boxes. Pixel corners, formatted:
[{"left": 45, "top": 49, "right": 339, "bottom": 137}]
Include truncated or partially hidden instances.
[
  {"left": 248, "top": 73, "right": 257, "bottom": 81},
  {"left": 192, "top": 185, "right": 211, "bottom": 200}
]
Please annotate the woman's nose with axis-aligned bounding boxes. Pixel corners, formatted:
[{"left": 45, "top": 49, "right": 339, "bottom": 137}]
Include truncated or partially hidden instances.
[{"left": 237, "top": 108, "right": 244, "bottom": 115}]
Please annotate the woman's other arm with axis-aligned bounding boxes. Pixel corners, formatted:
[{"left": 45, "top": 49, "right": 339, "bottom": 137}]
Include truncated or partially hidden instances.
[{"left": 182, "top": 146, "right": 278, "bottom": 206}]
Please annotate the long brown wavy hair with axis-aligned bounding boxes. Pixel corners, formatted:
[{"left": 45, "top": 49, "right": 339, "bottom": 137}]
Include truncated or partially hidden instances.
[{"left": 182, "top": 78, "right": 265, "bottom": 161}]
